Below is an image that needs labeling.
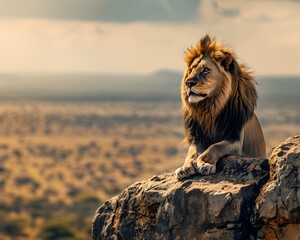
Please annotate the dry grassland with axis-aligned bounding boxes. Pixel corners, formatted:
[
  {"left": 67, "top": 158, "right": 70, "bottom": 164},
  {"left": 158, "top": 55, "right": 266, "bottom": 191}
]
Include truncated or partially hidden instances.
[{"left": 0, "top": 101, "right": 298, "bottom": 239}]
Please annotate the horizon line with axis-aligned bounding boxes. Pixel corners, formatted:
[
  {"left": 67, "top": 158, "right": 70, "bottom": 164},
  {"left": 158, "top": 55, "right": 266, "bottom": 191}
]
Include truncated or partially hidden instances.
[{"left": 0, "top": 70, "right": 300, "bottom": 78}]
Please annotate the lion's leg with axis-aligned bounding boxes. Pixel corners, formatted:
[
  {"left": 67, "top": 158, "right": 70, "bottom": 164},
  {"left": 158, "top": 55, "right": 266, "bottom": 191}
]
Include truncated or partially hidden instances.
[
  {"left": 174, "top": 145, "right": 197, "bottom": 179},
  {"left": 195, "top": 140, "right": 241, "bottom": 175}
]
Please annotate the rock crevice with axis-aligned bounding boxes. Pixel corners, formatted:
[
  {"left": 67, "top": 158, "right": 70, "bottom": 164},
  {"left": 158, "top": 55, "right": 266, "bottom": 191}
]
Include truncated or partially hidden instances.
[{"left": 254, "top": 135, "right": 300, "bottom": 239}]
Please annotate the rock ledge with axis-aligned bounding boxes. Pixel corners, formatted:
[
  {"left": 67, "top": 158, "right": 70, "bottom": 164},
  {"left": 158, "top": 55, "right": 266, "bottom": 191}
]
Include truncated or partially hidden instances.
[
  {"left": 92, "top": 156, "right": 269, "bottom": 240},
  {"left": 92, "top": 136, "right": 300, "bottom": 240},
  {"left": 254, "top": 135, "right": 300, "bottom": 240}
]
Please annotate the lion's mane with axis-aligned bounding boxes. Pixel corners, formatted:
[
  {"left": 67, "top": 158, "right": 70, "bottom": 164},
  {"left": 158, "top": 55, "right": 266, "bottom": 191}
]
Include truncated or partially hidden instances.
[{"left": 182, "top": 35, "right": 257, "bottom": 149}]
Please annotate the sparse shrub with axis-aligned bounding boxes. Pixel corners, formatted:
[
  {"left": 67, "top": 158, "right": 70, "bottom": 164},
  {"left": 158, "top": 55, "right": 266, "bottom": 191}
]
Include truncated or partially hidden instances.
[
  {"left": 26, "top": 197, "right": 51, "bottom": 219},
  {"left": 104, "top": 151, "right": 112, "bottom": 159},
  {"left": 88, "top": 141, "right": 101, "bottom": 156},
  {"left": 15, "top": 176, "right": 39, "bottom": 188},
  {"left": 0, "top": 144, "right": 9, "bottom": 150},
  {"left": 128, "top": 145, "right": 145, "bottom": 157},
  {"left": 0, "top": 154, "right": 9, "bottom": 163},
  {"left": 99, "top": 164, "right": 108, "bottom": 173},
  {"left": 10, "top": 196, "right": 25, "bottom": 213},
  {"left": 57, "top": 172, "right": 64, "bottom": 181},
  {"left": 103, "top": 184, "right": 121, "bottom": 196},
  {"left": 0, "top": 216, "right": 26, "bottom": 237},
  {"left": 81, "top": 220, "right": 93, "bottom": 239},
  {"left": 67, "top": 186, "right": 82, "bottom": 197},
  {"left": 74, "top": 171, "right": 85, "bottom": 180},
  {"left": 0, "top": 180, "right": 4, "bottom": 190},
  {"left": 44, "top": 188, "right": 58, "bottom": 198},
  {"left": 74, "top": 193, "right": 100, "bottom": 205},
  {"left": 39, "top": 220, "right": 74, "bottom": 240},
  {"left": 13, "top": 148, "right": 22, "bottom": 159},
  {"left": 164, "top": 146, "right": 178, "bottom": 156},
  {"left": 14, "top": 176, "right": 40, "bottom": 194},
  {"left": 84, "top": 162, "right": 93, "bottom": 170},
  {"left": 73, "top": 193, "right": 101, "bottom": 218},
  {"left": 112, "top": 139, "right": 120, "bottom": 148},
  {"left": 133, "top": 159, "right": 142, "bottom": 170}
]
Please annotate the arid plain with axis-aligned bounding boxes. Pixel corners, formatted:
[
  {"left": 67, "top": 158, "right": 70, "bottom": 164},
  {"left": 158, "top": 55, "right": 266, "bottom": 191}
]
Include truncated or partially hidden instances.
[{"left": 0, "top": 99, "right": 299, "bottom": 239}]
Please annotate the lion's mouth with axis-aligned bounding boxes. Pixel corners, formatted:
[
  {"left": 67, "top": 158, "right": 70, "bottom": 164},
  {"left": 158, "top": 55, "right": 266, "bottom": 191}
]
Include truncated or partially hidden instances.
[
  {"left": 188, "top": 91, "right": 208, "bottom": 103},
  {"left": 189, "top": 91, "right": 207, "bottom": 98}
]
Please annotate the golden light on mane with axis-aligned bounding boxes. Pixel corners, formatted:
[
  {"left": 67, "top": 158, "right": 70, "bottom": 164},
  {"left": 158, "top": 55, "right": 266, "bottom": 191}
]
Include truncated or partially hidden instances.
[
  {"left": 182, "top": 35, "right": 257, "bottom": 144},
  {"left": 175, "top": 35, "right": 266, "bottom": 180},
  {"left": 184, "top": 35, "right": 234, "bottom": 69}
]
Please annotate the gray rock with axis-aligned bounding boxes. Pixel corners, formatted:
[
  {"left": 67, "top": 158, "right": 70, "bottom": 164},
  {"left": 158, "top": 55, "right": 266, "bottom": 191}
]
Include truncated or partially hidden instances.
[
  {"left": 254, "top": 135, "right": 300, "bottom": 240},
  {"left": 92, "top": 156, "right": 269, "bottom": 240}
]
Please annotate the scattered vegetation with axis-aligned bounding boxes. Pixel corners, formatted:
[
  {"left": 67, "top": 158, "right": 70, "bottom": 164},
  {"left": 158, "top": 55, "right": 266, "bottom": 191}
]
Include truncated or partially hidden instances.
[
  {"left": 39, "top": 220, "right": 74, "bottom": 240},
  {"left": 0, "top": 215, "right": 27, "bottom": 238},
  {"left": 0, "top": 101, "right": 298, "bottom": 239}
]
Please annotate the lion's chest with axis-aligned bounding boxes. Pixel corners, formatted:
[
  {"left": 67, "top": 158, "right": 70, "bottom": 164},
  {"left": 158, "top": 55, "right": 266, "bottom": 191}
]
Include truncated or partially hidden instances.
[
  {"left": 191, "top": 114, "right": 243, "bottom": 150},
  {"left": 191, "top": 121, "right": 223, "bottom": 151}
]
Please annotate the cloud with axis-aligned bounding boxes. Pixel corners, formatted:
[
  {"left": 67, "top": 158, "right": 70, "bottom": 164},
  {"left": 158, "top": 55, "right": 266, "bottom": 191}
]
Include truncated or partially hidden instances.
[
  {"left": 198, "top": 0, "right": 300, "bottom": 23},
  {"left": 212, "top": 1, "right": 239, "bottom": 17},
  {"left": 220, "top": 0, "right": 300, "bottom": 22},
  {"left": 198, "top": 0, "right": 240, "bottom": 23},
  {"left": 0, "top": 0, "right": 199, "bottom": 22},
  {"left": 1, "top": 16, "right": 300, "bottom": 76},
  {"left": 0, "top": 1, "right": 299, "bottom": 75}
]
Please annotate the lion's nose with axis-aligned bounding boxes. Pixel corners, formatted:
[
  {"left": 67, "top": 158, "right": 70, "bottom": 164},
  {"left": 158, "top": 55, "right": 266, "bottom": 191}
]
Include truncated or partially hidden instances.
[{"left": 185, "top": 78, "right": 197, "bottom": 88}]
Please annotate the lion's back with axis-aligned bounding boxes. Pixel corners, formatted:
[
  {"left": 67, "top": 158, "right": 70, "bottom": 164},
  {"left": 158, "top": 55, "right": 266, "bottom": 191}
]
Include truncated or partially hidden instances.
[{"left": 243, "top": 114, "right": 266, "bottom": 158}]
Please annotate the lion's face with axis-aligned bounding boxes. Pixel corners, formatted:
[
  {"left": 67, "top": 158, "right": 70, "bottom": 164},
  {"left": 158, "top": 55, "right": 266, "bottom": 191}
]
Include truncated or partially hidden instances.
[
  {"left": 182, "top": 55, "right": 232, "bottom": 105},
  {"left": 181, "top": 35, "right": 258, "bottom": 147}
]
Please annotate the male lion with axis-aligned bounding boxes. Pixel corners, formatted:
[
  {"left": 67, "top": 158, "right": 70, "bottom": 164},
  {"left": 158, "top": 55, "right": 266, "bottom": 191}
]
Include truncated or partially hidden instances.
[{"left": 175, "top": 35, "right": 266, "bottom": 179}]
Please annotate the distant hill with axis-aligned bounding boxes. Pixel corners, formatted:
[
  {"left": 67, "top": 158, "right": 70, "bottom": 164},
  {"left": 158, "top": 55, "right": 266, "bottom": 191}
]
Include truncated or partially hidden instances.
[
  {"left": 0, "top": 71, "right": 182, "bottom": 101},
  {"left": 0, "top": 71, "right": 299, "bottom": 107},
  {"left": 257, "top": 75, "right": 300, "bottom": 108}
]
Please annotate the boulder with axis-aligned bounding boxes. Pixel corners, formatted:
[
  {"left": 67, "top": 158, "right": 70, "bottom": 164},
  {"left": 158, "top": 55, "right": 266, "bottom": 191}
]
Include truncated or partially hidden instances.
[
  {"left": 92, "top": 156, "right": 269, "bottom": 240},
  {"left": 92, "top": 136, "right": 300, "bottom": 240},
  {"left": 254, "top": 135, "right": 300, "bottom": 240}
]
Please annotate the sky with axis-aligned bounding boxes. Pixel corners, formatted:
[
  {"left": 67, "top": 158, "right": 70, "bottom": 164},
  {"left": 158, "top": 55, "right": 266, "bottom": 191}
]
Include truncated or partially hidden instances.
[{"left": 0, "top": 0, "right": 299, "bottom": 75}]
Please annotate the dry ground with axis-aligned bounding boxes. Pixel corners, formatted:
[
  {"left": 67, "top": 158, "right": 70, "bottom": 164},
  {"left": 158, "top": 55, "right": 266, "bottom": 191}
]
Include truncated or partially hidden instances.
[{"left": 0, "top": 101, "right": 298, "bottom": 239}]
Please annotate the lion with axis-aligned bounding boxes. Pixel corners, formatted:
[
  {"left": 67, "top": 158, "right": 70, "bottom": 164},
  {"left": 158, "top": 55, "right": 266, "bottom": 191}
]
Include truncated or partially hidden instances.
[{"left": 174, "top": 35, "right": 266, "bottom": 179}]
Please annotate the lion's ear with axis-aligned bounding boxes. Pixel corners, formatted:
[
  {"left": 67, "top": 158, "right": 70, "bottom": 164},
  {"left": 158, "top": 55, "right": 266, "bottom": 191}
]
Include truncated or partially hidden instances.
[
  {"left": 221, "top": 51, "right": 233, "bottom": 71},
  {"left": 200, "top": 35, "right": 212, "bottom": 47},
  {"left": 213, "top": 50, "right": 234, "bottom": 71}
]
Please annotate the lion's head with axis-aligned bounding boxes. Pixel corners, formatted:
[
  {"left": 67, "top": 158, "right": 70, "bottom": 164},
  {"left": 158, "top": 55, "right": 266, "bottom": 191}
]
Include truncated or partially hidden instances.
[{"left": 182, "top": 35, "right": 257, "bottom": 143}]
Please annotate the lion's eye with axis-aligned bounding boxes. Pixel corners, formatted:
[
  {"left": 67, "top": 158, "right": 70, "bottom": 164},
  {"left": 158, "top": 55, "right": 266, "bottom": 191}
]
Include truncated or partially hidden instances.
[{"left": 202, "top": 67, "right": 210, "bottom": 74}]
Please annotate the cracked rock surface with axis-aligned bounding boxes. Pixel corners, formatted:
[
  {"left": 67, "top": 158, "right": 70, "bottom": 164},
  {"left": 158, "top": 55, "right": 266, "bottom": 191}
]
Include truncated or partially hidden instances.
[
  {"left": 92, "top": 156, "right": 269, "bottom": 240},
  {"left": 254, "top": 135, "right": 300, "bottom": 240}
]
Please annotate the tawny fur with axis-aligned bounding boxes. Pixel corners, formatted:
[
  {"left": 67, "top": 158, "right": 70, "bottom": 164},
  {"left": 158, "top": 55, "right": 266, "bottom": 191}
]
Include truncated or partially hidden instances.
[
  {"left": 182, "top": 35, "right": 256, "bottom": 143},
  {"left": 175, "top": 35, "right": 266, "bottom": 180}
]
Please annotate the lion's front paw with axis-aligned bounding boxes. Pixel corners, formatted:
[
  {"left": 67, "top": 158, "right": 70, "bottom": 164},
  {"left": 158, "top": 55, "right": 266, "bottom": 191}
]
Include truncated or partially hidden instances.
[
  {"left": 174, "top": 166, "right": 196, "bottom": 180},
  {"left": 194, "top": 160, "right": 216, "bottom": 176}
]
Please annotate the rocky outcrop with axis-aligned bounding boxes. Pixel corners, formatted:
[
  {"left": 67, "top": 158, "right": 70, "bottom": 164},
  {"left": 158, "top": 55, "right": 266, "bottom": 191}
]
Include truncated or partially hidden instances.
[
  {"left": 254, "top": 135, "right": 300, "bottom": 240},
  {"left": 92, "top": 156, "right": 269, "bottom": 240},
  {"left": 92, "top": 136, "right": 300, "bottom": 240}
]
